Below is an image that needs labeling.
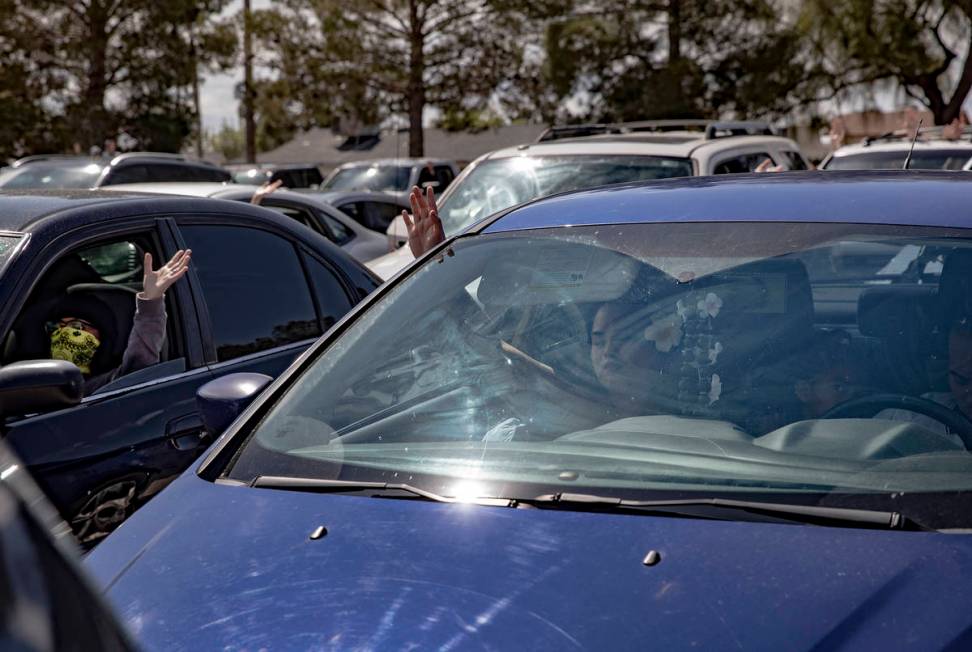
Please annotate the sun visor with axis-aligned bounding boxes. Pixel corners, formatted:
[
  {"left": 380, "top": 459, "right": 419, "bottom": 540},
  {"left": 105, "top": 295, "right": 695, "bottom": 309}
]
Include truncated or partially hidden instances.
[{"left": 475, "top": 242, "right": 640, "bottom": 307}]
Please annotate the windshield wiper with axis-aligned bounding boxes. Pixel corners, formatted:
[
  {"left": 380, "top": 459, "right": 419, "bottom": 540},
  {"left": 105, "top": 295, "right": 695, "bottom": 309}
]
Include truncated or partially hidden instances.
[
  {"left": 251, "top": 476, "right": 514, "bottom": 506},
  {"left": 522, "top": 492, "right": 910, "bottom": 530}
]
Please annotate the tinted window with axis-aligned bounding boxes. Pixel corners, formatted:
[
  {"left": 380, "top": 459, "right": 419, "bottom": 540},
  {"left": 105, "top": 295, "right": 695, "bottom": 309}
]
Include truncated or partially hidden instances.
[
  {"left": 303, "top": 253, "right": 353, "bottom": 331},
  {"left": 317, "top": 210, "right": 353, "bottom": 245},
  {"left": 101, "top": 165, "right": 150, "bottom": 185},
  {"left": 713, "top": 153, "right": 774, "bottom": 174},
  {"left": 360, "top": 201, "right": 402, "bottom": 231},
  {"left": 434, "top": 165, "right": 455, "bottom": 189},
  {"left": 0, "top": 162, "right": 103, "bottom": 189},
  {"left": 179, "top": 225, "right": 319, "bottom": 361},
  {"left": 322, "top": 165, "right": 411, "bottom": 192}
]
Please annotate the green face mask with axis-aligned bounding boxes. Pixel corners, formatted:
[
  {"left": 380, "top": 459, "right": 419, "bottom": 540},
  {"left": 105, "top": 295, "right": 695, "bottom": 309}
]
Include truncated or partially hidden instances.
[{"left": 50, "top": 326, "right": 100, "bottom": 374}]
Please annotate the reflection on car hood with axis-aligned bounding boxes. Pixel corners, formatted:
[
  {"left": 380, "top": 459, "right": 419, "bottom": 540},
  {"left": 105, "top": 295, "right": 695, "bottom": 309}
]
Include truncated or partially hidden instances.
[{"left": 87, "top": 472, "right": 972, "bottom": 651}]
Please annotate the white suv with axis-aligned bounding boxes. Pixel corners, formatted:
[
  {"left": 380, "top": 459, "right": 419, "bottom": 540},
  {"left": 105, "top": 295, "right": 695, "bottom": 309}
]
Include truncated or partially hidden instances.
[
  {"left": 369, "top": 120, "right": 809, "bottom": 279},
  {"left": 822, "top": 131, "right": 972, "bottom": 170}
]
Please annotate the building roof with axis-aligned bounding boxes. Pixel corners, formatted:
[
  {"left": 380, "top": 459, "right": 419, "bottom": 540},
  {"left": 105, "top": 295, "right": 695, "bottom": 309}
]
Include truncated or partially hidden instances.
[{"left": 257, "top": 125, "right": 548, "bottom": 168}]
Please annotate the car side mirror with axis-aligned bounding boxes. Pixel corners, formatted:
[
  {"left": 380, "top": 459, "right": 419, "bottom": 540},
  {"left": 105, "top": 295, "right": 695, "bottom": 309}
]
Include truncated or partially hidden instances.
[
  {"left": 196, "top": 373, "right": 272, "bottom": 436},
  {"left": 0, "top": 360, "right": 84, "bottom": 419}
]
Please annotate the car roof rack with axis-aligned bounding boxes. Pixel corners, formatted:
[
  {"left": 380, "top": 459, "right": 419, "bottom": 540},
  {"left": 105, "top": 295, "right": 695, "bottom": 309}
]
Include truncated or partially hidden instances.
[
  {"left": 536, "top": 119, "right": 775, "bottom": 143},
  {"left": 860, "top": 125, "right": 972, "bottom": 146}
]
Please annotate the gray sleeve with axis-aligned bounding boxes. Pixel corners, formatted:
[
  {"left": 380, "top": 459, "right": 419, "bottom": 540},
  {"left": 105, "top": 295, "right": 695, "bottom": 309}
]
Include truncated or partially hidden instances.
[{"left": 82, "top": 295, "right": 166, "bottom": 396}]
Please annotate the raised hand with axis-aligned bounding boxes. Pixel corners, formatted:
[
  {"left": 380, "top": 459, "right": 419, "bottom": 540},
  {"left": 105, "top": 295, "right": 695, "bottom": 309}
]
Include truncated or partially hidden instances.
[
  {"left": 142, "top": 249, "right": 191, "bottom": 301},
  {"left": 403, "top": 185, "right": 445, "bottom": 258},
  {"left": 251, "top": 179, "right": 284, "bottom": 205}
]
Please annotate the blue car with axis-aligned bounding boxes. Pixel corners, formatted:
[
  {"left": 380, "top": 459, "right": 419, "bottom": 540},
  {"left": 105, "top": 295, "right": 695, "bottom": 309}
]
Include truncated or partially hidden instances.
[
  {"left": 0, "top": 190, "right": 379, "bottom": 545},
  {"left": 89, "top": 171, "right": 972, "bottom": 650}
]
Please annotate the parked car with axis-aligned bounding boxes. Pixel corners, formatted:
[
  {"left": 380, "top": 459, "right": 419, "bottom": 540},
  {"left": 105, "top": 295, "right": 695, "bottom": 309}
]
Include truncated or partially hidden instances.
[
  {"left": 0, "top": 366, "right": 135, "bottom": 649},
  {"left": 104, "top": 182, "right": 388, "bottom": 263},
  {"left": 0, "top": 190, "right": 380, "bottom": 545},
  {"left": 87, "top": 171, "right": 972, "bottom": 650},
  {"left": 0, "top": 153, "right": 232, "bottom": 190},
  {"left": 304, "top": 190, "right": 411, "bottom": 247},
  {"left": 229, "top": 163, "right": 325, "bottom": 189},
  {"left": 320, "top": 157, "right": 460, "bottom": 198},
  {"left": 822, "top": 129, "right": 972, "bottom": 170},
  {"left": 371, "top": 119, "right": 810, "bottom": 279}
]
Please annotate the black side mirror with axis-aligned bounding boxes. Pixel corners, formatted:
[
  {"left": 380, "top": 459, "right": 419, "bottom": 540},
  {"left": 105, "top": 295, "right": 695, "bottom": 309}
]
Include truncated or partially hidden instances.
[
  {"left": 0, "top": 360, "right": 84, "bottom": 419},
  {"left": 196, "top": 373, "right": 272, "bottom": 436}
]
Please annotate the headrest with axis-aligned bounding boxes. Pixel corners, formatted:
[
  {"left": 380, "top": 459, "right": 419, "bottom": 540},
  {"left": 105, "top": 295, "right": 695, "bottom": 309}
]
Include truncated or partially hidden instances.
[{"left": 858, "top": 285, "right": 939, "bottom": 339}]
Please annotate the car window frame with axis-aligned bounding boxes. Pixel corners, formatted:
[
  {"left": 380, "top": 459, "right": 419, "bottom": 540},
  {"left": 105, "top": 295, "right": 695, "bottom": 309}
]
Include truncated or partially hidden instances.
[
  {"left": 1, "top": 217, "right": 205, "bottom": 412},
  {"left": 711, "top": 150, "right": 777, "bottom": 175}
]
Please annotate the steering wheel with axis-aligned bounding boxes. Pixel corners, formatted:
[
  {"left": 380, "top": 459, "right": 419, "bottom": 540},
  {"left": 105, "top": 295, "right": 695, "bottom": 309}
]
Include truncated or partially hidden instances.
[{"left": 821, "top": 393, "right": 972, "bottom": 449}]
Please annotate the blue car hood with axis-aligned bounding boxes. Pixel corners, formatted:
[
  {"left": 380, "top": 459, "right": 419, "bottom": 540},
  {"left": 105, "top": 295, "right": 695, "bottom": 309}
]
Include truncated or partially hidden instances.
[{"left": 87, "top": 472, "right": 972, "bottom": 651}]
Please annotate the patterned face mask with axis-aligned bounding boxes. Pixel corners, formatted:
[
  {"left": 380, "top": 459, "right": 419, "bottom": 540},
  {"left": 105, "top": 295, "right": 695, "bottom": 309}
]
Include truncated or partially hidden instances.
[{"left": 50, "top": 326, "right": 100, "bottom": 374}]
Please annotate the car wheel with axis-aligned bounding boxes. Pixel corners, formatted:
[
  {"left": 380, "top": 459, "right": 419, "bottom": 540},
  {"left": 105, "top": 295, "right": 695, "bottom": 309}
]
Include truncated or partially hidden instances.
[{"left": 70, "top": 476, "right": 140, "bottom": 547}]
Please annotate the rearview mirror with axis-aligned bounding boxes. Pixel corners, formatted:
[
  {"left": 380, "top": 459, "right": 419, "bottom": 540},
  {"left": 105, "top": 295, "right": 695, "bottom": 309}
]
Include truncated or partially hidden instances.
[
  {"left": 196, "top": 373, "right": 272, "bottom": 436},
  {"left": 0, "top": 360, "right": 84, "bottom": 419}
]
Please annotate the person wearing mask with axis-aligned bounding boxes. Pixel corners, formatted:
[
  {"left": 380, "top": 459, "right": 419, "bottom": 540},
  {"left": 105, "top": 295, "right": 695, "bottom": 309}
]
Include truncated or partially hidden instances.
[{"left": 47, "top": 249, "right": 191, "bottom": 395}]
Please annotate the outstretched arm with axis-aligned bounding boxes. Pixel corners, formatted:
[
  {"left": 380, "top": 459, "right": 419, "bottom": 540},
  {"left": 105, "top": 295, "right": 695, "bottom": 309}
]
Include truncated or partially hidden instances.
[
  {"left": 403, "top": 185, "right": 445, "bottom": 258},
  {"left": 251, "top": 179, "right": 283, "bottom": 206}
]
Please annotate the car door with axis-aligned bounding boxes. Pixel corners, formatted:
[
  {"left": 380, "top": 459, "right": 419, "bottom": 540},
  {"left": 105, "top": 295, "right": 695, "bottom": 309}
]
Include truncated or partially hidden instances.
[
  {"left": 1, "top": 219, "right": 213, "bottom": 545},
  {"left": 172, "top": 220, "right": 355, "bottom": 383}
]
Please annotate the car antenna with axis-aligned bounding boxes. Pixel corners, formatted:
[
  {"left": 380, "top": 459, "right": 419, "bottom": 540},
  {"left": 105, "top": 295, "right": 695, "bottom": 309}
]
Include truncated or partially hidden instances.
[{"left": 902, "top": 119, "right": 923, "bottom": 170}]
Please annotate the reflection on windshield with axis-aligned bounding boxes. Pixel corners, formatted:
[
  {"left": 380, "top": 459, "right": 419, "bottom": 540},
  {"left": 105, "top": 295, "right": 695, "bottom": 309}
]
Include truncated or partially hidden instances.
[
  {"left": 826, "top": 150, "right": 972, "bottom": 170},
  {"left": 0, "top": 163, "right": 104, "bottom": 189},
  {"left": 437, "top": 155, "right": 693, "bottom": 236},
  {"left": 323, "top": 165, "right": 410, "bottom": 192},
  {"left": 230, "top": 222, "right": 972, "bottom": 526}
]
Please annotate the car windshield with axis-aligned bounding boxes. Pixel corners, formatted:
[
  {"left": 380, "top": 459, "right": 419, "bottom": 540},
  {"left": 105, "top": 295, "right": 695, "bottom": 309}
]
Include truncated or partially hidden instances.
[
  {"left": 229, "top": 221, "right": 972, "bottom": 528},
  {"left": 825, "top": 149, "right": 972, "bottom": 170},
  {"left": 436, "top": 155, "right": 694, "bottom": 236},
  {"left": 322, "top": 165, "right": 411, "bottom": 192},
  {"left": 0, "top": 162, "right": 104, "bottom": 189}
]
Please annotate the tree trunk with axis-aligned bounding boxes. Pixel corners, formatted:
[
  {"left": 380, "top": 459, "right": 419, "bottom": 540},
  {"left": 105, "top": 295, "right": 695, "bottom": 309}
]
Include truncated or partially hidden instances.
[
  {"left": 407, "top": 0, "right": 425, "bottom": 157},
  {"left": 84, "top": 0, "right": 110, "bottom": 146},
  {"left": 243, "top": 0, "right": 256, "bottom": 163},
  {"left": 668, "top": 0, "right": 681, "bottom": 63}
]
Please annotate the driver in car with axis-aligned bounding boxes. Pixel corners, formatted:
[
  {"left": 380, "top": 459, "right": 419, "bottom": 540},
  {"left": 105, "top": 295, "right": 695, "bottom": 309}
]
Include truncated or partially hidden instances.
[{"left": 47, "top": 249, "right": 191, "bottom": 395}]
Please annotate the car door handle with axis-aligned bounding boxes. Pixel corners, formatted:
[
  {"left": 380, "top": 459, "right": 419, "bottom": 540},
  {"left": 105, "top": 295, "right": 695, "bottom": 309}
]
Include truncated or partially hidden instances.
[{"left": 166, "top": 413, "right": 206, "bottom": 451}]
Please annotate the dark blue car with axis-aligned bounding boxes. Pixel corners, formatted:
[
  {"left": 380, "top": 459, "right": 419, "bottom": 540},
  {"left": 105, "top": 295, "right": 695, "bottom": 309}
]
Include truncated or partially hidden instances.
[
  {"left": 88, "top": 172, "right": 972, "bottom": 650},
  {"left": 0, "top": 190, "right": 379, "bottom": 544}
]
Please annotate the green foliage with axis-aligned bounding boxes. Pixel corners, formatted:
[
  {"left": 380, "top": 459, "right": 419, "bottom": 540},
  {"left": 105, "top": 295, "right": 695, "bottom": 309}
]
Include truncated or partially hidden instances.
[
  {"left": 208, "top": 121, "right": 244, "bottom": 161},
  {"left": 0, "top": 0, "right": 236, "bottom": 158},
  {"left": 797, "top": 0, "right": 972, "bottom": 124}
]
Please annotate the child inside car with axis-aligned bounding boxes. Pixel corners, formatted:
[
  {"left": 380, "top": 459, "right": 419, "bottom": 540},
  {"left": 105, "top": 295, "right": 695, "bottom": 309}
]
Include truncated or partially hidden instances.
[{"left": 47, "top": 249, "right": 191, "bottom": 395}]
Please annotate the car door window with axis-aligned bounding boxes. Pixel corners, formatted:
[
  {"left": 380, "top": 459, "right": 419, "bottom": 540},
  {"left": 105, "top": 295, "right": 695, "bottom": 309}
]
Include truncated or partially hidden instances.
[
  {"left": 434, "top": 166, "right": 455, "bottom": 189},
  {"left": 178, "top": 225, "right": 320, "bottom": 362},
  {"left": 102, "top": 164, "right": 150, "bottom": 185},
  {"left": 303, "top": 252, "right": 354, "bottom": 331},
  {"left": 3, "top": 233, "right": 186, "bottom": 386},
  {"left": 781, "top": 151, "right": 809, "bottom": 170},
  {"left": 360, "top": 201, "right": 403, "bottom": 231},
  {"left": 713, "top": 153, "right": 775, "bottom": 174},
  {"left": 416, "top": 165, "right": 437, "bottom": 188},
  {"left": 317, "top": 210, "right": 354, "bottom": 246}
]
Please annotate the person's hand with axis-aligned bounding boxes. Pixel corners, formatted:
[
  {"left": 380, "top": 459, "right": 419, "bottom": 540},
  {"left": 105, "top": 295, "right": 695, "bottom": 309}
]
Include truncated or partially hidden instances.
[
  {"left": 142, "top": 249, "right": 191, "bottom": 301},
  {"left": 755, "top": 159, "right": 785, "bottom": 173},
  {"left": 403, "top": 185, "right": 445, "bottom": 258},
  {"left": 251, "top": 179, "right": 283, "bottom": 205}
]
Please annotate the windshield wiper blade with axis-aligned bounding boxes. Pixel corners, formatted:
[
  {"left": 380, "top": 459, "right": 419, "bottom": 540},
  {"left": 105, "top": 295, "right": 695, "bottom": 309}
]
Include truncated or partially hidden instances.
[
  {"left": 524, "top": 492, "right": 909, "bottom": 529},
  {"left": 251, "top": 476, "right": 514, "bottom": 506}
]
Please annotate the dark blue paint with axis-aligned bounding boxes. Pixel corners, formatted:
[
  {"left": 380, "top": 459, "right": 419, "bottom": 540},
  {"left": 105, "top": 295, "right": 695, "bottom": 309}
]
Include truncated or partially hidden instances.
[
  {"left": 197, "top": 373, "right": 273, "bottom": 435},
  {"left": 88, "top": 466, "right": 972, "bottom": 651},
  {"left": 484, "top": 171, "right": 972, "bottom": 233}
]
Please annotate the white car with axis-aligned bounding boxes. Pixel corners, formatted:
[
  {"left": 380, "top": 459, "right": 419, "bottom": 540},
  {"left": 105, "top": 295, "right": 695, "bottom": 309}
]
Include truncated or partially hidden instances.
[
  {"left": 370, "top": 120, "right": 810, "bottom": 279},
  {"left": 102, "top": 182, "right": 388, "bottom": 263},
  {"left": 822, "top": 133, "right": 972, "bottom": 170}
]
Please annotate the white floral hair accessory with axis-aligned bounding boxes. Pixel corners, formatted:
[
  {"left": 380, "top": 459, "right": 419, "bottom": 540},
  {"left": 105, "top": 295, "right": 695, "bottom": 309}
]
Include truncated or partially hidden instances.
[
  {"left": 698, "top": 292, "right": 723, "bottom": 319},
  {"left": 643, "top": 313, "right": 683, "bottom": 353}
]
